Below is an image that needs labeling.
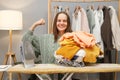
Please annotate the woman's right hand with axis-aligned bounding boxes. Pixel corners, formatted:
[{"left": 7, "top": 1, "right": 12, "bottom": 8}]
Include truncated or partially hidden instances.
[{"left": 29, "top": 18, "right": 45, "bottom": 31}]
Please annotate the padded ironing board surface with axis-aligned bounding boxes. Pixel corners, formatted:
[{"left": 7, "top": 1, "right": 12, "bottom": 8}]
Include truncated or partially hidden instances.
[{"left": 7, "top": 63, "right": 120, "bottom": 74}]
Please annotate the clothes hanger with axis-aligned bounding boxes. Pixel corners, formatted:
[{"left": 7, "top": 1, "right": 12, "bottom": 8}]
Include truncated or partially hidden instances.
[
  {"left": 74, "top": 6, "right": 81, "bottom": 18},
  {"left": 74, "top": 5, "right": 81, "bottom": 13},
  {"left": 87, "top": 4, "right": 94, "bottom": 11},
  {"left": 64, "top": 6, "right": 69, "bottom": 15},
  {"left": 91, "top": 5, "right": 94, "bottom": 10},
  {"left": 97, "top": 5, "right": 103, "bottom": 10},
  {"left": 58, "top": 6, "right": 63, "bottom": 12},
  {"left": 54, "top": 5, "right": 59, "bottom": 13}
]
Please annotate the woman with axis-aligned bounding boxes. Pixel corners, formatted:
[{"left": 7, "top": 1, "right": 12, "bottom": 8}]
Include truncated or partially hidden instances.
[{"left": 22, "top": 11, "right": 72, "bottom": 80}]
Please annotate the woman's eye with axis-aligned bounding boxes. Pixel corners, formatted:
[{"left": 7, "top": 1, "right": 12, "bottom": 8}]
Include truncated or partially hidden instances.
[
  {"left": 57, "top": 20, "right": 61, "bottom": 22},
  {"left": 57, "top": 19, "right": 67, "bottom": 23},
  {"left": 63, "top": 20, "right": 67, "bottom": 22}
]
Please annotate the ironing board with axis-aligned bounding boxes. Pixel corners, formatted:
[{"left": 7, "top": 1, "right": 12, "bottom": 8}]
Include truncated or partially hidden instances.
[{"left": 7, "top": 63, "right": 120, "bottom": 80}]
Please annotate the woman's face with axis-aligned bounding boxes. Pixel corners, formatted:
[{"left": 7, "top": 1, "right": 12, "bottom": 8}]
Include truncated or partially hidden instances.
[{"left": 56, "top": 13, "right": 67, "bottom": 34}]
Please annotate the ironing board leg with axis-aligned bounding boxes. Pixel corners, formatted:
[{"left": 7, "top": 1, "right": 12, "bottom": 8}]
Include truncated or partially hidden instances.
[
  {"left": 36, "top": 74, "right": 52, "bottom": 80},
  {"left": 36, "top": 74, "right": 44, "bottom": 80},
  {"left": 62, "top": 73, "right": 74, "bottom": 80},
  {"left": 66, "top": 73, "right": 74, "bottom": 80}
]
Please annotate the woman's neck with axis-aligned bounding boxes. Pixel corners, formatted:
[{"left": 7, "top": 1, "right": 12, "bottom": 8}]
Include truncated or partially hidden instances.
[{"left": 59, "top": 31, "right": 64, "bottom": 36}]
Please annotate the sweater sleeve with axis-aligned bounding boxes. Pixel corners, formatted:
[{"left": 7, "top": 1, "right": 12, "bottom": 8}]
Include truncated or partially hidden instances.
[{"left": 22, "top": 30, "right": 41, "bottom": 58}]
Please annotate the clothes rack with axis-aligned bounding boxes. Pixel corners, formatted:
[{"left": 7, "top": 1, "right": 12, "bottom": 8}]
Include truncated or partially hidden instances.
[{"left": 48, "top": 0, "right": 120, "bottom": 33}]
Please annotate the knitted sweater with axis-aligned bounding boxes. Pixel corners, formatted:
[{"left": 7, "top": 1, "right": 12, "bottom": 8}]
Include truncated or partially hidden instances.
[{"left": 22, "top": 31, "right": 60, "bottom": 63}]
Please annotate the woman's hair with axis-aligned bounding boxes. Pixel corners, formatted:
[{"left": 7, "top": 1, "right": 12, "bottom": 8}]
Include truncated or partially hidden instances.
[{"left": 53, "top": 11, "right": 72, "bottom": 42}]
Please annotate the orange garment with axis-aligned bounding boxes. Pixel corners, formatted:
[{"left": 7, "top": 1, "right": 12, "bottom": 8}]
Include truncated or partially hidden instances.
[
  {"left": 56, "top": 39, "right": 80, "bottom": 60},
  {"left": 84, "top": 45, "right": 101, "bottom": 63},
  {"left": 59, "top": 31, "right": 96, "bottom": 48}
]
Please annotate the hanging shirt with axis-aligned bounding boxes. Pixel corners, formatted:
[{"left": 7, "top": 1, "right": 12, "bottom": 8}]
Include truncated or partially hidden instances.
[
  {"left": 72, "top": 11, "right": 81, "bottom": 31},
  {"left": 101, "top": 6, "right": 113, "bottom": 51},
  {"left": 81, "top": 8, "right": 90, "bottom": 33},
  {"left": 86, "top": 7, "right": 95, "bottom": 33},
  {"left": 92, "top": 9, "right": 104, "bottom": 52},
  {"left": 97, "top": 9, "right": 104, "bottom": 52},
  {"left": 72, "top": 8, "right": 90, "bottom": 33},
  {"left": 108, "top": 6, "right": 120, "bottom": 50}
]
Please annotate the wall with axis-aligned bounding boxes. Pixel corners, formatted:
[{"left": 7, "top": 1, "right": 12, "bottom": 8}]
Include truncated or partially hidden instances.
[
  {"left": 0, "top": 0, "right": 48, "bottom": 80},
  {"left": 0, "top": 0, "right": 48, "bottom": 62},
  {"left": 0, "top": 0, "right": 119, "bottom": 80}
]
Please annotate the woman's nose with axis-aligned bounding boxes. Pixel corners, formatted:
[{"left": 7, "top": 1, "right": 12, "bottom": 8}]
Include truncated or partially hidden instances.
[{"left": 60, "top": 21, "right": 64, "bottom": 24}]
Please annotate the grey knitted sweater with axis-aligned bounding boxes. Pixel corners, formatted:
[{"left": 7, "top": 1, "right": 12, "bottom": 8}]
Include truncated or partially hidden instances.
[{"left": 22, "top": 31, "right": 60, "bottom": 64}]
